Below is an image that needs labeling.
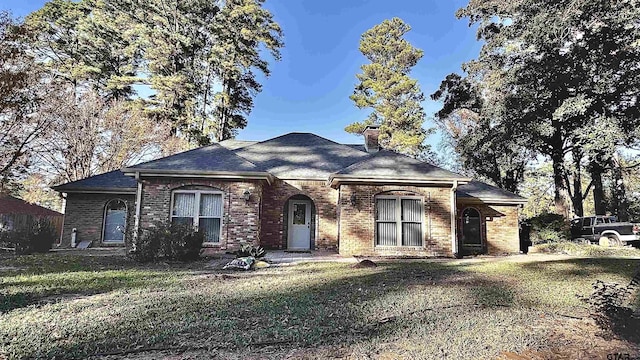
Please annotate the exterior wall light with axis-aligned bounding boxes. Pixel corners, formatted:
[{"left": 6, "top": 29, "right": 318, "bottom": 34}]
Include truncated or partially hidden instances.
[
  {"left": 243, "top": 190, "right": 251, "bottom": 202},
  {"left": 350, "top": 193, "right": 357, "bottom": 206}
]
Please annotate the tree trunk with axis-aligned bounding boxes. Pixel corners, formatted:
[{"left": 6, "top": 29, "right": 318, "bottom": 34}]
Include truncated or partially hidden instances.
[
  {"left": 217, "top": 79, "right": 228, "bottom": 142},
  {"left": 590, "top": 161, "right": 607, "bottom": 215},
  {"left": 571, "top": 147, "right": 584, "bottom": 217},
  {"left": 551, "top": 150, "right": 571, "bottom": 219},
  {"left": 611, "top": 153, "right": 629, "bottom": 221},
  {"left": 503, "top": 169, "right": 518, "bottom": 194}
]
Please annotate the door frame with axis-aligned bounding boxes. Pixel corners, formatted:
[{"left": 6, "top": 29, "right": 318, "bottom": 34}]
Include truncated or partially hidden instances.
[
  {"left": 287, "top": 199, "right": 311, "bottom": 250},
  {"left": 460, "top": 207, "right": 484, "bottom": 254}
]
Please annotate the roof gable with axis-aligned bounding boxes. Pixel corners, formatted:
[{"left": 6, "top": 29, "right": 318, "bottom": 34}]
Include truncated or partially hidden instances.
[
  {"left": 331, "top": 150, "right": 469, "bottom": 185},
  {"left": 234, "top": 133, "right": 370, "bottom": 179}
]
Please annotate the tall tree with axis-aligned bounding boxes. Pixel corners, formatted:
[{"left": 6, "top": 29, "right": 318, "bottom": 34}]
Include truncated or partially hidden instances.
[
  {"left": 452, "top": 0, "right": 640, "bottom": 218},
  {"left": 24, "top": 0, "right": 137, "bottom": 99},
  {"left": 103, "top": 0, "right": 218, "bottom": 142},
  {"left": 346, "top": 17, "right": 431, "bottom": 158},
  {"left": 431, "top": 73, "right": 531, "bottom": 193},
  {"left": 209, "top": 0, "right": 283, "bottom": 142},
  {"left": 102, "top": 0, "right": 283, "bottom": 145},
  {"left": 0, "top": 12, "right": 51, "bottom": 190}
]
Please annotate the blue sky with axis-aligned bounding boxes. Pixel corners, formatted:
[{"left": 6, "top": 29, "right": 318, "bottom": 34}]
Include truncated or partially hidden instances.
[{"left": 2, "top": 0, "right": 481, "bottom": 148}]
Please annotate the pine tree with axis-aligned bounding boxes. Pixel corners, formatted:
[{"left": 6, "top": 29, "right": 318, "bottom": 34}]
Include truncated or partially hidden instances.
[
  {"left": 209, "top": 0, "right": 283, "bottom": 142},
  {"left": 25, "top": 0, "right": 136, "bottom": 99},
  {"left": 346, "top": 18, "right": 431, "bottom": 158}
]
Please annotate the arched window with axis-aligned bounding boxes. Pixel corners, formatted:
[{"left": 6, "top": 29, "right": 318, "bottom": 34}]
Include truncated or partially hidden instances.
[{"left": 103, "top": 199, "right": 127, "bottom": 243}]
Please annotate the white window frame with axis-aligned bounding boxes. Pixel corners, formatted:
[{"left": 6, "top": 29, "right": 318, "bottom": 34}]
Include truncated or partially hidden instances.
[
  {"left": 170, "top": 190, "right": 224, "bottom": 244},
  {"left": 102, "top": 199, "right": 127, "bottom": 243},
  {"left": 374, "top": 195, "right": 424, "bottom": 248}
]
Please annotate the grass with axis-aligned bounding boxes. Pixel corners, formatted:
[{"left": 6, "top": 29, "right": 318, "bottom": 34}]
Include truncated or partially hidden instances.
[{"left": 1, "top": 253, "right": 639, "bottom": 359}]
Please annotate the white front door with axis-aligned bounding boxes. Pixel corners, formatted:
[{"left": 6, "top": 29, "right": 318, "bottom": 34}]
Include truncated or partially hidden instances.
[{"left": 288, "top": 200, "right": 311, "bottom": 250}]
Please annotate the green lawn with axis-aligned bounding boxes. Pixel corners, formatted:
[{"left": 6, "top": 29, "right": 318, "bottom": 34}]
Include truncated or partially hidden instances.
[{"left": 1, "top": 253, "right": 639, "bottom": 359}]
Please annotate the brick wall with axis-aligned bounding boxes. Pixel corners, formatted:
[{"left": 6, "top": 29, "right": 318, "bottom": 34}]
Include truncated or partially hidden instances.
[
  {"left": 139, "top": 178, "right": 263, "bottom": 250},
  {"left": 457, "top": 201, "right": 520, "bottom": 255},
  {"left": 338, "top": 185, "right": 453, "bottom": 257},
  {"left": 260, "top": 179, "right": 339, "bottom": 250},
  {"left": 61, "top": 193, "right": 135, "bottom": 248}
]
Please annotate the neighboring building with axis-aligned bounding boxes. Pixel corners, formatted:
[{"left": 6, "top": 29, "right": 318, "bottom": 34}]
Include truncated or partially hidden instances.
[
  {"left": 52, "top": 127, "right": 527, "bottom": 257},
  {"left": 0, "top": 194, "right": 63, "bottom": 238}
]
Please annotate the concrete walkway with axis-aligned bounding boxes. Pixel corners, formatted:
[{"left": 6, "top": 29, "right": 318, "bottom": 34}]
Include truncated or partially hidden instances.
[{"left": 265, "top": 250, "right": 357, "bottom": 264}]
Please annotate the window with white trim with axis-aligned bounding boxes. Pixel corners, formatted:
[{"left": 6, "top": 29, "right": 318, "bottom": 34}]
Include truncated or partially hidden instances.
[
  {"left": 375, "top": 196, "right": 423, "bottom": 247},
  {"left": 103, "top": 199, "right": 127, "bottom": 243},
  {"left": 171, "top": 190, "right": 223, "bottom": 243}
]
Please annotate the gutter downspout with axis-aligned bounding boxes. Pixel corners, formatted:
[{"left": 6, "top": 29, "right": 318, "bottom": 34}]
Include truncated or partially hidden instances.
[
  {"left": 58, "top": 193, "right": 67, "bottom": 247},
  {"left": 451, "top": 180, "right": 458, "bottom": 257},
  {"left": 134, "top": 172, "right": 142, "bottom": 245}
]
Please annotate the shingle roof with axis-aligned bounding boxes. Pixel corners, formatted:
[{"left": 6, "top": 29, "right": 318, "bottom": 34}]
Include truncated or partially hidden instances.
[
  {"left": 124, "top": 143, "right": 260, "bottom": 173},
  {"left": 234, "top": 133, "right": 370, "bottom": 179},
  {"left": 331, "top": 150, "right": 469, "bottom": 182},
  {"left": 51, "top": 133, "right": 526, "bottom": 206},
  {"left": 0, "top": 195, "right": 62, "bottom": 216},
  {"left": 52, "top": 170, "right": 136, "bottom": 192},
  {"left": 457, "top": 180, "right": 527, "bottom": 203},
  {"left": 345, "top": 144, "right": 366, "bottom": 152},
  {"left": 219, "top": 139, "right": 258, "bottom": 150}
]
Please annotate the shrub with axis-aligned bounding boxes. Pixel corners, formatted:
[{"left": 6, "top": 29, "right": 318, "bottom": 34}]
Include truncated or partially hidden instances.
[
  {"left": 0, "top": 219, "right": 56, "bottom": 254},
  {"left": 233, "top": 244, "right": 266, "bottom": 259},
  {"left": 129, "top": 226, "right": 163, "bottom": 263},
  {"left": 161, "top": 223, "right": 205, "bottom": 261},
  {"left": 527, "top": 212, "right": 570, "bottom": 244},
  {"left": 130, "top": 222, "right": 204, "bottom": 262},
  {"left": 580, "top": 279, "right": 640, "bottom": 341},
  {"left": 536, "top": 241, "right": 640, "bottom": 257}
]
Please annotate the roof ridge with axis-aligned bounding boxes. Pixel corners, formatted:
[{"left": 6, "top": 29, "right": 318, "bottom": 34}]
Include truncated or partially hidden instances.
[
  {"left": 235, "top": 132, "right": 287, "bottom": 151},
  {"left": 310, "top": 133, "right": 369, "bottom": 154},
  {"left": 239, "top": 132, "right": 368, "bottom": 155}
]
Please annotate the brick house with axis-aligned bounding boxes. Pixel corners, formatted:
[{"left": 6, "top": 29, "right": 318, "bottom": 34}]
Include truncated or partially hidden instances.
[{"left": 53, "top": 127, "right": 527, "bottom": 257}]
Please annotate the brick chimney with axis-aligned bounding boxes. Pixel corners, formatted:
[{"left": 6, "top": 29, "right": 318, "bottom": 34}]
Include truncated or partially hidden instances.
[{"left": 363, "top": 125, "right": 380, "bottom": 153}]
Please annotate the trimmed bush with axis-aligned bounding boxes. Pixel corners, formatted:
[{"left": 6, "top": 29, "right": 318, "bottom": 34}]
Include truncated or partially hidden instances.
[
  {"left": 527, "top": 212, "right": 570, "bottom": 244},
  {"left": 130, "top": 222, "right": 204, "bottom": 262}
]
